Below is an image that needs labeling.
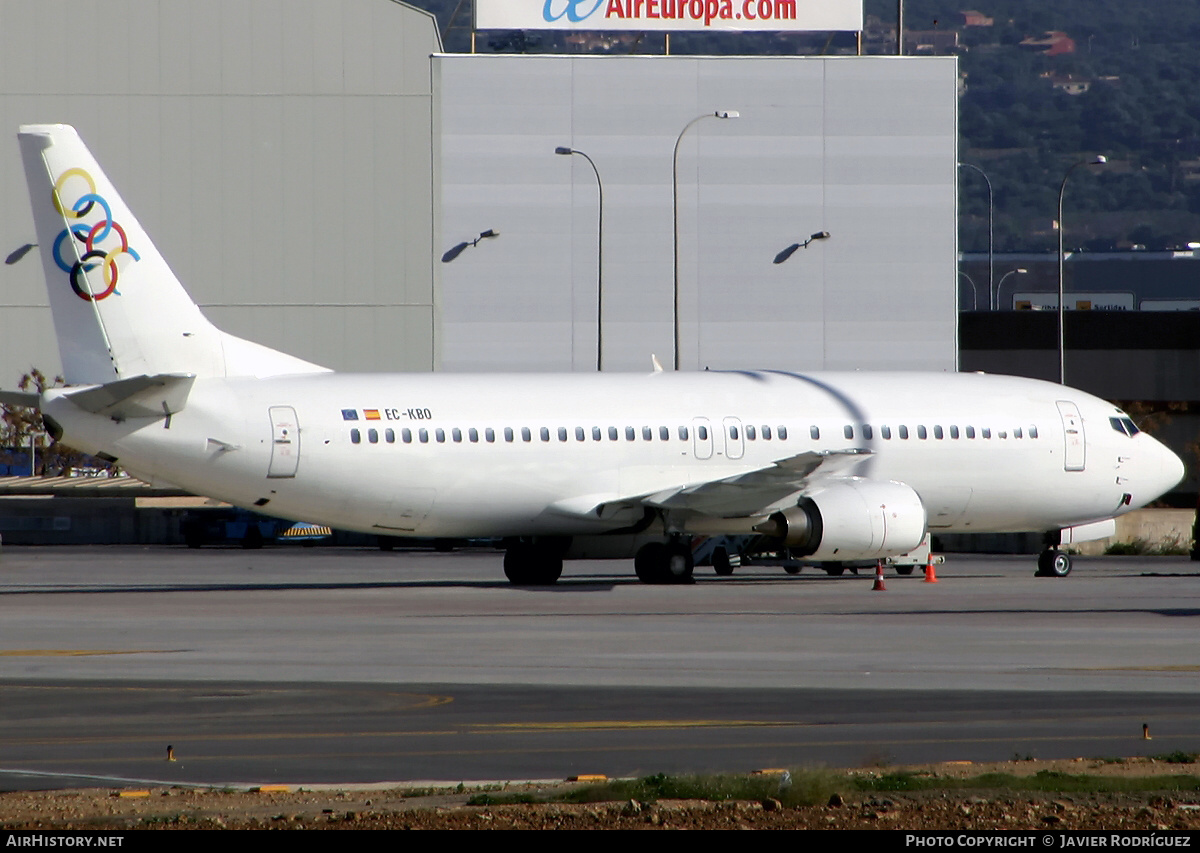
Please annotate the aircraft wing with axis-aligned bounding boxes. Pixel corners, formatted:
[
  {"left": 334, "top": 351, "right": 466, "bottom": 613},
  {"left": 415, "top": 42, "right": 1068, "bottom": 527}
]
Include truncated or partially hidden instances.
[
  {"left": 637, "top": 448, "right": 870, "bottom": 517},
  {"left": 544, "top": 448, "right": 871, "bottom": 523}
]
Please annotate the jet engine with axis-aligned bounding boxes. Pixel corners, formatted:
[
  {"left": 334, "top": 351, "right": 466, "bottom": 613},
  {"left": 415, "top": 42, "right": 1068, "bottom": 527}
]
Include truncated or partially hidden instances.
[{"left": 754, "top": 479, "right": 926, "bottom": 561}]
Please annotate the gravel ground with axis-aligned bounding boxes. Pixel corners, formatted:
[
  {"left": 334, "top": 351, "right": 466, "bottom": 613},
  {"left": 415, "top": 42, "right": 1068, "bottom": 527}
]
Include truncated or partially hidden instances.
[{"left": 2, "top": 759, "right": 1198, "bottom": 831}]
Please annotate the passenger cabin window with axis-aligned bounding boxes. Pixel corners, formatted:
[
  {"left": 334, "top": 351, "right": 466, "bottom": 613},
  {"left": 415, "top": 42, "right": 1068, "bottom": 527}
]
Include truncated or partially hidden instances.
[
  {"left": 469, "top": 428, "right": 479, "bottom": 442},
  {"left": 778, "top": 426, "right": 787, "bottom": 439},
  {"left": 678, "top": 426, "right": 689, "bottom": 440},
  {"left": 1014, "top": 428, "right": 1022, "bottom": 439},
  {"left": 747, "top": 425, "right": 756, "bottom": 440},
  {"left": 1029, "top": 426, "right": 1038, "bottom": 438},
  {"left": 659, "top": 426, "right": 669, "bottom": 441},
  {"left": 608, "top": 427, "right": 618, "bottom": 441},
  {"left": 435, "top": 428, "right": 445, "bottom": 443},
  {"left": 949, "top": 425, "right": 959, "bottom": 439},
  {"left": 402, "top": 428, "right": 413, "bottom": 443},
  {"left": 368, "top": 429, "right": 378, "bottom": 443},
  {"left": 452, "top": 428, "right": 462, "bottom": 442},
  {"left": 810, "top": 425, "right": 819, "bottom": 440},
  {"left": 385, "top": 428, "right": 395, "bottom": 443},
  {"left": 576, "top": 427, "right": 585, "bottom": 441},
  {"left": 625, "top": 426, "right": 636, "bottom": 441},
  {"left": 844, "top": 425, "right": 854, "bottom": 440},
  {"left": 933, "top": 425, "right": 943, "bottom": 439},
  {"left": 729, "top": 425, "right": 739, "bottom": 440},
  {"left": 917, "top": 425, "right": 927, "bottom": 440},
  {"left": 504, "top": 427, "right": 514, "bottom": 442},
  {"left": 982, "top": 428, "right": 991, "bottom": 439},
  {"left": 761, "top": 426, "right": 771, "bottom": 440},
  {"left": 862, "top": 425, "right": 873, "bottom": 440},
  {"left": 593, "top": 427, "right": 602, "bottom": 441},
  {"left": 539, "top": 427, "right": 550, "bottom": 442},
  {"left": 419, "top": 428, "right": 429, "bottom": 443},
  {"left": 558, "top": 427, "right": 568, "bottom": 442},
  {"left": 965, "top": 426, "right": 976, "bottom": 439},
  {"left": 521, "top": 427, "right": 532, "bottom": 442},
  {"left": 881, "top": 425, "right": 892, "bottom": 439},
  {"left": 643, "top": 426, "right": 653, "bottom": 441},
  {"left": 486, "top": 428, "right": 495, "bottom": 443},
  {"left": 898, "top": 425, "right": 909, "bottom": 439},
  {"left": 698, "top": 425, "right": 709, "bottom": 440},
  {"left": 350, "top": 429, "right": 361, "bottom": 444}
]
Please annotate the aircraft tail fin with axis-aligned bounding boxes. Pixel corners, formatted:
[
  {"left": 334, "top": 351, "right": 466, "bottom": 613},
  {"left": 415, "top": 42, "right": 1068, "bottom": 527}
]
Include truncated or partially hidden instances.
[{"left": 17, "top": 124, "right": 328, "bottom": 385}]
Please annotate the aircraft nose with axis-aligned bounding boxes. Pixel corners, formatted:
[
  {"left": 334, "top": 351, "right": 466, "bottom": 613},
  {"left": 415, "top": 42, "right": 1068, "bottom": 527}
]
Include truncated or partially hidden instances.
[{"left": 1152, "top": 439, "right": 1186, "bottom": 499}]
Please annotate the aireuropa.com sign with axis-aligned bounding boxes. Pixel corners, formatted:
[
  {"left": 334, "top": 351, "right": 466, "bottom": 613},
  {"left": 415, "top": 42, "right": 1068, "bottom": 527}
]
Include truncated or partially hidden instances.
[{"left": 475, "top": 0, "right": 863, "bottom": 32}]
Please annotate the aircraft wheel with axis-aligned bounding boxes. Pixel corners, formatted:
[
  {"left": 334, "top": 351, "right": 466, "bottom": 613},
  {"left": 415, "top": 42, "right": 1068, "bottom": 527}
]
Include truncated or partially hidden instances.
[
  {"left": 635, "top": 542, "right": 668, "bottom": 584},
  {"left": 895, "top": 565, "right": 915, "bottom": 576},
  {"left": 821, "top": 563, "right": 845, "bottom": 577},
  {"left": 784, "top": 564, "right": 801, "bottom": 575},
  {"left": 1037, "top": 549, "right": 1071, "bottom": 577},
  {"left": 664, "top": 540, "right": 694, "bottom": 584},
  {"left": 712, "top": 547, "right": 735, "bottom": 576},
  {"left": 504, "top": 543, "right": 562, "bottom": 585}
]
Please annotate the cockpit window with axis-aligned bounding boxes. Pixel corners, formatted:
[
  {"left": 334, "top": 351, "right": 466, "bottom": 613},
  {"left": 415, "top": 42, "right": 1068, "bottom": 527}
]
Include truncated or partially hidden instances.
[{"left": 1111, "top": 417, "right": 1140, "bottom": 437}]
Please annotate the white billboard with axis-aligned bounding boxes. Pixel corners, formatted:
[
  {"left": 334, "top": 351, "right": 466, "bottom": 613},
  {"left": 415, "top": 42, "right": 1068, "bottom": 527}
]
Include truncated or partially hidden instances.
[{"left": 475, "top": 0, "right": 863, "bottom": 32}]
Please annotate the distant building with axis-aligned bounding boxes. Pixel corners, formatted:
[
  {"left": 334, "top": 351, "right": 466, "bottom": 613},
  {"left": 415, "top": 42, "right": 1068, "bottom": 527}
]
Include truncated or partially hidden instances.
[
  {"left": 1041, "top": 71, "right": 1092, "bottom": 95},
  {"left": 1020, "top": 31, "right": 1076, "bottom": 56},
  {"left": 958, "top": 11, "right": 994, "bottom": 27},
  {"left": 904, "top": 29, "right": 961, "bottom": 54}
]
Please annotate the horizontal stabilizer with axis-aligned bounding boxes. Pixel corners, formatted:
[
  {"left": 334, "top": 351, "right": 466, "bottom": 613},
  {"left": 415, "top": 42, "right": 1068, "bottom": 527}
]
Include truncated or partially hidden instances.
[
  {"left": 63, "top": 373, "right": 195, "bottom": 421},
  {"left": 0, "top": 390, "right": 40, "bottom": 409}
]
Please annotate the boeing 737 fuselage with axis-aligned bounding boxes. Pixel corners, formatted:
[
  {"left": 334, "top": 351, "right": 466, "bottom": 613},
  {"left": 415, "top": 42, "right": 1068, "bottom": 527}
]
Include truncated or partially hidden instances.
[{"left": 7, "top": 125, "right": 1186, "bottom": 584}]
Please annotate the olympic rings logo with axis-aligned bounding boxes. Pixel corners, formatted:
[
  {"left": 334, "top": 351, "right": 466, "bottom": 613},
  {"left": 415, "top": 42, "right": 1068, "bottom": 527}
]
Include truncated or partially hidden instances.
[
  {"left": 543, "top": 0, "right": 605, "bottom": 23},
  {"left": 50, "top": 167, "right": 140, "bottom": 302}
]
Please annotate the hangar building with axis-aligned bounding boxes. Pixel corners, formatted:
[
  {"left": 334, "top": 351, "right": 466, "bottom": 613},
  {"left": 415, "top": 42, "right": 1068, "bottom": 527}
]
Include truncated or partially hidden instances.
[{"left": 0, "top": 0, "right": 958, "bottom": 380}]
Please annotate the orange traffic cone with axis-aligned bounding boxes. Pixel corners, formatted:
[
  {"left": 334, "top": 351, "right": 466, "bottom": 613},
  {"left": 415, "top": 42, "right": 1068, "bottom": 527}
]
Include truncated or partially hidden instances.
[
  {"left": 872, "top": 560, "right": 887, "bottom": 591},
  {"left": 923, "top": 553, "right": 938, "bottom": 583}
]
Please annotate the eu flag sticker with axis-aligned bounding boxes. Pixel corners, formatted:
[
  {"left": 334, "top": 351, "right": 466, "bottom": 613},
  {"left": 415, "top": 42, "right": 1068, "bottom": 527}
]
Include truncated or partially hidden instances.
[{"left": 341, "top": 409, "right": 359, "bottom": 421}]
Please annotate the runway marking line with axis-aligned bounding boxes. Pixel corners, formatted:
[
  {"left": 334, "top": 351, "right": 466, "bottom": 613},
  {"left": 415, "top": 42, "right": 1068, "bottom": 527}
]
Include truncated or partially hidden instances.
[
  {"left": 471, "top": 720, "right": 797, "bottom": 732},
  {"left": 0, "top": 649, "right": 174, "bottom": 657}
]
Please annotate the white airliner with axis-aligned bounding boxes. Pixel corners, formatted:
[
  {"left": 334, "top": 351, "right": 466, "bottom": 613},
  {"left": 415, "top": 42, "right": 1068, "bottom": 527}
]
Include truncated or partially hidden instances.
[{"left": 4, "top": 125, "right": 1185, "bottom": 583}]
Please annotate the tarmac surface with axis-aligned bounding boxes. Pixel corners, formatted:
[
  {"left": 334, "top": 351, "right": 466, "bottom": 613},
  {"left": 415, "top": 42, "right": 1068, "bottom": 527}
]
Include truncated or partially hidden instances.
[{"left": 0, "top": 546, "right": 1197, "bottom": 789}]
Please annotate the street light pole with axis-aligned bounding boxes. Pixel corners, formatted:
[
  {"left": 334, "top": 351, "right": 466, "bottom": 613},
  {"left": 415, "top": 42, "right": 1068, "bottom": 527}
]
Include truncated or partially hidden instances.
[
  {"left": 673, "top": 110, "right": 738, "bottom": 371},
  {"left": 958, "top": 163, "right": 993, "bottom": 309},
  {"left": 994, "top": 267, "right": 1028, "bottom": 312},
  {"left": 555, "top": 146, "right": 604, "bottom": 371},
  {"left": 1058, "top": 155, "right": 1106, "bottom": 384},
  {"left": 957, "top": 271, "right": 978, "bottom": 312}
]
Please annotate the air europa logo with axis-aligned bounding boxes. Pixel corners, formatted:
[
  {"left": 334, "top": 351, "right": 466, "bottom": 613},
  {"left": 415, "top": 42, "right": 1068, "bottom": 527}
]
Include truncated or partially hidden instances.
[
  {"left": 50, "top": 167, "right": 140, "bottom": 302},
  {"left": 543, "top": 0, "right": 605, "bottom": 22}
]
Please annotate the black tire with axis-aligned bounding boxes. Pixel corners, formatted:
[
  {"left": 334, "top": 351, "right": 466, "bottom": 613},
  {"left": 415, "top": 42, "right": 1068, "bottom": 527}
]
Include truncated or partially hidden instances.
[
  {"left": 821, "top": 563, "right": 845, "bottom": 577},
  {"left": 783, "top": 564, "right": 801, "bottom": 575},
  {"left": 635, "top": 542, "right": 668, "bottom": 584},
  {"left": 895, "top": 565, "right": 915, "bottom": 576},
  {"left": 504, "top": 544, "right": 562, "bottom": 585},
  {"left": 664, "top": 541, "right": 694, "bottom": 584},
  {"left": 1036, "top": 549, "right": 1072, "bottom": 577},
  {"left": 712, "top": 547, "right": 734, "bottom": 577}
]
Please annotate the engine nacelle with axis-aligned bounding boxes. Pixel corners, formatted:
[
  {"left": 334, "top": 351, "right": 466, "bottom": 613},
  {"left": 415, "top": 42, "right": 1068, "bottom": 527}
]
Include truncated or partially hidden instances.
[{"left": 755, "top": 479, "right": 927, "bottom": 562}]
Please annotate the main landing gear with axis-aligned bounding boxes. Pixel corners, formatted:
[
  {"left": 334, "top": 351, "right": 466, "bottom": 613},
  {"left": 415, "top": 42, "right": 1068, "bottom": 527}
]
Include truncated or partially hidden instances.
[
  {"left": 503, "top": 538, "right": 565, "bottom": 585},
  {"left": 634, "top": 539, "right": 695, "bottom": 585}
]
